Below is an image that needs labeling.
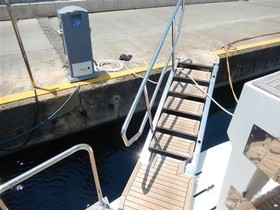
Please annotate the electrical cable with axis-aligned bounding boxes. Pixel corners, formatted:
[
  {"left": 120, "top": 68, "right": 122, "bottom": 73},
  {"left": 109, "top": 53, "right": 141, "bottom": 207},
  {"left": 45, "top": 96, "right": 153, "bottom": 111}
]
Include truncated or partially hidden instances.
[
  {"left": 124, "top": 65, "right": 172, "bottom": 85},
  {"left": 0, "top": 89, "right": 40, "bottom": 151},
  {"left": 187, "top": 74, "right": 234, "bottom": 117},
  {"left": 0, "top": 85, "right": 80, "bottom": 149},
  {"left": 97, "top": 60, "right": 125, "bottom": 72},
  {"left": 95, "top": 59, "right": 161, "bottom": 85},
  {"left": 123, "top": 62, "right": 172, "bottom": 85}
]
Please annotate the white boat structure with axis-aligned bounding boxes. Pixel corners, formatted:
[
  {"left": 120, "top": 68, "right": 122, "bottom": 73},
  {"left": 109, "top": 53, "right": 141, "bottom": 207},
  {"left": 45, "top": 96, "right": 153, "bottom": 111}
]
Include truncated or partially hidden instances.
[{"left": 0, "top": 0, "right": 279, "bottom": 209}]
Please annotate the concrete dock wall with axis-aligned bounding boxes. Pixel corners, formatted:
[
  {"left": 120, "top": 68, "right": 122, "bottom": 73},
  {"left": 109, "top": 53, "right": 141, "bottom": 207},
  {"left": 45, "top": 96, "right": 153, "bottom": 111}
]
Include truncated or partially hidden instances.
[
  {"left": 0, "top": 45, "right": 280, "bottom": 156},
  {"left": 216, "top": 45, "right": 280, "bottom": 87},
  {"left": 0, "top": 0, "right": 237, "bottom": 21},
  {"left": 0, "top": 71, "right": 161, "bottom": 154}
]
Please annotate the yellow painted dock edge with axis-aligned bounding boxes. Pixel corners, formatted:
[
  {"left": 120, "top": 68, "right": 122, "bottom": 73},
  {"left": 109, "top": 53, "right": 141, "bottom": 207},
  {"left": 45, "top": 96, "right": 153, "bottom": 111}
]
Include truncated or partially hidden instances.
[
  {"left": 1, "top": 38, "right": 280, "bottom": 105},
  {"left": 0, "top": 63, "right": 165, "bottom": 105},
  {"left": 214, "top": 38, "right": 280, "bottom": 56}
]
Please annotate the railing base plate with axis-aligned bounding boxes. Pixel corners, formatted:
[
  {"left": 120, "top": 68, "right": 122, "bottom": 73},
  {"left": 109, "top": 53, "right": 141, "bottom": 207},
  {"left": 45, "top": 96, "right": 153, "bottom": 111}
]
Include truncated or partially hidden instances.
[{"left": 86, "top": 197, "right": 112, "bottom": 210}]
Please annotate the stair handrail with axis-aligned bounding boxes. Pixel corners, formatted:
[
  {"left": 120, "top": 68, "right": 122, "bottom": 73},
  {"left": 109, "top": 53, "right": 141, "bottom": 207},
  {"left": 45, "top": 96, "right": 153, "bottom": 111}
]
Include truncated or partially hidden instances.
[
  {"left": 121, "top": 0, "right": 185, "bottom": 147},
  {"left": 0, "top": 144, "right": 107, "bottom": 209}
]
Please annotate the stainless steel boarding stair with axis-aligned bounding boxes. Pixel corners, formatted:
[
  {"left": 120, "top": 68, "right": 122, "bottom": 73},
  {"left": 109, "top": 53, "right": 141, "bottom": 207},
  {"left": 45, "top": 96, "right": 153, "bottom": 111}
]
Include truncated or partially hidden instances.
[
  {"left": 120, "top": 1, "right": 219, "bottom": 208},
  {"left": 119, "top": 60, "right": 218, "bottom": 210},
  {"left": 148, "top": 62, "right": 215, "bottom": 162}
]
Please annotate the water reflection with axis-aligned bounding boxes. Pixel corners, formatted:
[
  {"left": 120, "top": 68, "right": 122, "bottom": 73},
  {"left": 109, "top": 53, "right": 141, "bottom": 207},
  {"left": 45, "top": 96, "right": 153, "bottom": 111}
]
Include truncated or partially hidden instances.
[
  {"left": 0, "top": 82, "right": 241, "bottom": 210},
  {"left": 244, "top": 125, "right": 280, "bottom": 183}
]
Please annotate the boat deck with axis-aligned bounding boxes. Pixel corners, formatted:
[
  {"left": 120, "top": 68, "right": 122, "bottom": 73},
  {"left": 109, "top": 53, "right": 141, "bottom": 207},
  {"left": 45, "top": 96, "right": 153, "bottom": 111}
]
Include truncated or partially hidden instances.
[
  {"left": 253, "top": 186, "right": 280, "bottom": 210},
  {"left": 118, "top": 156, "right": 194, "bottom": 210}
]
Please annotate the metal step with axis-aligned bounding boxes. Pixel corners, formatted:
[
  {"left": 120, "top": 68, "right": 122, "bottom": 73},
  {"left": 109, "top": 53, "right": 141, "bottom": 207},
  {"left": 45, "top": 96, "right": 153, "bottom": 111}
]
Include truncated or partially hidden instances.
[
  {"left": 163, "top": 96, "right": 204, "bottom": 117},
  {"left": 169, "top": 81, "right": 208, "bottom": 100},
  {"left": 157, "top": 113, "right": 200, "bottom": 138},
  {"left": 149, "top": 132, "right": 195, "bottom": 160},
  {"left": 174, "top": 68, "right": 211, "bottom": 84},
  {"left": 177, "top": 62, "right": 213, "bottom": 71}
]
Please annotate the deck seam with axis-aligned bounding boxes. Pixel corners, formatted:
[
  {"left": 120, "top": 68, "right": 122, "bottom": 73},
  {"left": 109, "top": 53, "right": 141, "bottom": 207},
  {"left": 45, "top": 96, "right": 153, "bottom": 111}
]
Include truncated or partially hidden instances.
[{"left": 128, "top": 188, "right": 185, "bottom": 208}]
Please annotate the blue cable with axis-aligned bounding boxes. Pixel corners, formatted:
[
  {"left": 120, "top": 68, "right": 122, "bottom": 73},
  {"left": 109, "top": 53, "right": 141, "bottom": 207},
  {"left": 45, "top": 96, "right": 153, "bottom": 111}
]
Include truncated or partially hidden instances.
[{"left": 0, "top": 86, "right": 79, "bottom": 145}]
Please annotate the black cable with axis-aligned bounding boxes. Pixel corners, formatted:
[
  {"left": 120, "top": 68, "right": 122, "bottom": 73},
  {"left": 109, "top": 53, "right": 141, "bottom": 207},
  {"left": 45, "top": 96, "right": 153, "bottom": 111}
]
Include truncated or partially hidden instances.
[{"left": 92, "top": 59, "right": 98, "bottom": 67}]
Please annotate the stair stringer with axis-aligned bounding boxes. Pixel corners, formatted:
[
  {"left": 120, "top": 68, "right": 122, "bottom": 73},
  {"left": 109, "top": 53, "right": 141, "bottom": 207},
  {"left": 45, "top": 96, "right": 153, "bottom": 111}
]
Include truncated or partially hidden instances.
[
  {"left": 140, "top": 67, "right": 176, "bottom": 165},
  {"left": 186, "top": 63, "right": 219, "bottom": 176}
]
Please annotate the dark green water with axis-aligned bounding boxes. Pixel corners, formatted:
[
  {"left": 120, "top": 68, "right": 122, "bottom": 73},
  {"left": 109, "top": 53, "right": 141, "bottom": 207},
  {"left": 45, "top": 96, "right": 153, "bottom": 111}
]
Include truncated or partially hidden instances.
[{"left": 0, "top": 83, "right": 242, "bottom": 210}]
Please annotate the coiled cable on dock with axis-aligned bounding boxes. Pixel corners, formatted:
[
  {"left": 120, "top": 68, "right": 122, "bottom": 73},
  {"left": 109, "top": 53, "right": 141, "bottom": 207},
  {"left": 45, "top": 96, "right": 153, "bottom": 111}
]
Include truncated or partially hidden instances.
[
  {"left": 95, "top": 59, "right": 159, "bottom": 85},
  {"left": 96, "top": 60, "right": 125, "bottom": 72}
]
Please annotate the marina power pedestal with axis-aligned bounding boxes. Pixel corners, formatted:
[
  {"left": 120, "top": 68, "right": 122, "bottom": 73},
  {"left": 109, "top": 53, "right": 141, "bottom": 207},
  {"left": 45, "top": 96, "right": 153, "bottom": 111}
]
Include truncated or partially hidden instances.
[{"left": 58, "top": 6, "right": 96, "bottom": 82}]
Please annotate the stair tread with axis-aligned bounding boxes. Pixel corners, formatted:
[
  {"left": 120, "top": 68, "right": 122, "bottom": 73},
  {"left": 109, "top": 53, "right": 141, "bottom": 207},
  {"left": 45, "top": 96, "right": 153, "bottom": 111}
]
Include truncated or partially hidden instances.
[
  {"left": 149, "top": 132, "right": 195, "bottom": 159},
  {"left": 157, "top": 113, "right": 200, "bottom": 137},
  {"left": 175, "top": 68, "right": 211, "bottom": 83},
  {"left": 177, "top": 62, "right": 213, "bottom": 71},
  {"left": 163, "top": 96, "right": 204, "bottom": 117},
  {"left": 169, "top": 81, "right": 208, "bottom": 99}
]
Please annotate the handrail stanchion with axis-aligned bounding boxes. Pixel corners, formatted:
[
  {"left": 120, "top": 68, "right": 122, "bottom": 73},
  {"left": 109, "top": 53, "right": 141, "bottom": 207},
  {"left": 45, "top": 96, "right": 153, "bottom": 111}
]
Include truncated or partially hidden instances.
[
  {"left": 0, "top": 199, "right": 8, "bottom": 210},
  {"left": 121, "top": 0, "right": 185, "bottom": 147},
  {"left": 86, "top": 145, "right": 104, "bottom": 205},
  {"left": 144, "top": 86, "right": 154, "bottom": 132},
  {"left": 172, "top": 20, "right": 176, "bottom": 71},
  {"left": 0, "top": 144, "right": 107, "bottom": 209}
]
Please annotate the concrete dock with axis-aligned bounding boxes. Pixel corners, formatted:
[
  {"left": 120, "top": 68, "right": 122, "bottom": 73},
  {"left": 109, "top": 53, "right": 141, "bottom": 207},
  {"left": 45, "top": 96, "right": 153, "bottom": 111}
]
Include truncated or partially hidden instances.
[{"left": 0, "top": 0, "right": 280, "bottom": 154}]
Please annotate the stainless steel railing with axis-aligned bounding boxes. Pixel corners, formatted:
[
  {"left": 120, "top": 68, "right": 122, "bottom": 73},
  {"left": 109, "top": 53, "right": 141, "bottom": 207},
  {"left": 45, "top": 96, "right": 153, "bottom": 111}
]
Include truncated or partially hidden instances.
[
  {"left": 121, "top": 0, "right": 185, "bottom": 146},
  {"left": 0, "top": 144, "right": 107, "bottom": 209}
]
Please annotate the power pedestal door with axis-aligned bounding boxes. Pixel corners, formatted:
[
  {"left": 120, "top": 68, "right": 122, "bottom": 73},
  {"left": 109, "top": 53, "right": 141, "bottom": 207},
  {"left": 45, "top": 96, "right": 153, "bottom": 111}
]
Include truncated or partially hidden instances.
[{"left": 58, "top": 6, "right": 95, "bottom": 82}]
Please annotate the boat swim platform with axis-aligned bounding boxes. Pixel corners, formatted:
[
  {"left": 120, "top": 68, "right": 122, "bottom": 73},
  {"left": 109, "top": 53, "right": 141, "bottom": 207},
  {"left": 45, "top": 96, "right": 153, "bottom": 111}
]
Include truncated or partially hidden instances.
[{"left": 118, "top": 156, "right": 194, "bottom": 210}]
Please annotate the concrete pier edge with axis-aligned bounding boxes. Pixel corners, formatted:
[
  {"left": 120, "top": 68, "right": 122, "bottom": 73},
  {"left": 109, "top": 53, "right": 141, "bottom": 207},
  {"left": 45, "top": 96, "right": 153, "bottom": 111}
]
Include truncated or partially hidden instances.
[
  {"left": 0, "top": 38, "right": 280, "bottom": 155},
  {"left": 1, "top": 37, "right": 280, "bottom": 106},
  {"left": 0, "top": 62, "right": 166, "bottom": 105}
]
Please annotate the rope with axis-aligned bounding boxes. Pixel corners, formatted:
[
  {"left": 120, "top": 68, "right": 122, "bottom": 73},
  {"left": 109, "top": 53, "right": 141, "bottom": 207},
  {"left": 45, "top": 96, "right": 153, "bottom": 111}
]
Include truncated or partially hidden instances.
[
  {"left": 187, "top": 74, "right": 234, "bottom": 117},
  {"left": 222, "top": 31, "right": 280, "bottom": 104},
  {"left": 227, "top": 31, "right": 280, "bottom": 47},
  {"left": 225, "top": 47, "right": 239, "bottom": 103}
]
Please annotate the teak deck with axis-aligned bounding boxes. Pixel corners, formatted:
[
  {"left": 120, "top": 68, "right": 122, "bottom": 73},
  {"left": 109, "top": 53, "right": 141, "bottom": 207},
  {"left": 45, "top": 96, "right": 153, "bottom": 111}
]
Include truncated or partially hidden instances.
[{"left": 118, "top": 156, "right": 194, "bottom": 210}]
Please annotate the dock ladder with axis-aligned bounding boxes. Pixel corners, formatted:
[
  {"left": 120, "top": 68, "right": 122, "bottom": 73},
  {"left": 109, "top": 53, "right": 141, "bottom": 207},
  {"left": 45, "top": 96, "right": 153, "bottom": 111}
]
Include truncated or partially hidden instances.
[{"left": 120, "top": 0, "right": 219, "bottom": 209}]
